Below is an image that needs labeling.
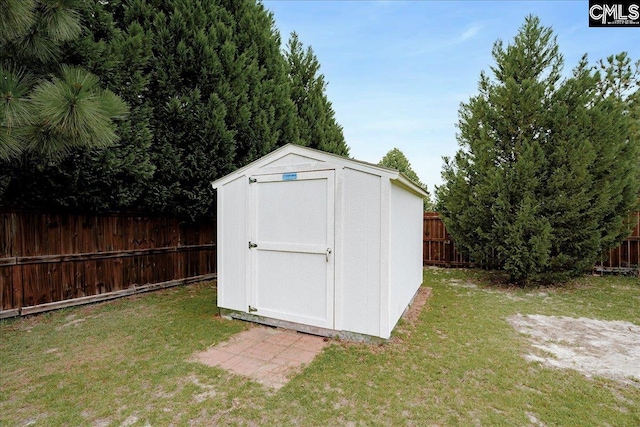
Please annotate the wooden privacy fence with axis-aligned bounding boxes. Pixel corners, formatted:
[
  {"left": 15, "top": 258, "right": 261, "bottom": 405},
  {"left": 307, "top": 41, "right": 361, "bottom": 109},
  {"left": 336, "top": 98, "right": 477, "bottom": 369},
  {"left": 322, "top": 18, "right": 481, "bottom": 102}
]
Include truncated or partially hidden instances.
[
  {"left": 2, "top": 208, "right": 637, "bottom": 317},
  {"left": 422, "top": 212, "right": 470, "bottom": 267},
  {"left": 0, "top": 210, "right": 216, "bottom": 318},
  {"left": 423, "top": 211, "right": 640, "bottom": 271},
  {"left": 595, "top": 210, "right": 640, "bottom": 272}
]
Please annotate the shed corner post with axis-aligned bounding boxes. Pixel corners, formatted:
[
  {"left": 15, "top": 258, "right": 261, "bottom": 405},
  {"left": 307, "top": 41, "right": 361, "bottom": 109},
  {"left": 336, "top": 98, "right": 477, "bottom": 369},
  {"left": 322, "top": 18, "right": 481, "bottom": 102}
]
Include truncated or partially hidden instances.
[
  {"left": 246, "top": 174, "right": 254, "bottom": 313},
  {"left": 215, "top": 185, "right": 224, "bottom": 308},
  {"left": 379, "top": 177, "right": 391, "bottom": 338},
  {"left": 333, "top": 166, "right": 345, "bottom": 332}
]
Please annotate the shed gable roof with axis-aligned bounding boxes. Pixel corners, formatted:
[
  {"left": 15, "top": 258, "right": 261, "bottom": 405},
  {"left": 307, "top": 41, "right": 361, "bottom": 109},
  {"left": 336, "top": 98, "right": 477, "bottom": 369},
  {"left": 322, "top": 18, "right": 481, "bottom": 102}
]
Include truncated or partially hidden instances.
[{"left": 211, "top": 144, "right": 428, "bottom": 197}]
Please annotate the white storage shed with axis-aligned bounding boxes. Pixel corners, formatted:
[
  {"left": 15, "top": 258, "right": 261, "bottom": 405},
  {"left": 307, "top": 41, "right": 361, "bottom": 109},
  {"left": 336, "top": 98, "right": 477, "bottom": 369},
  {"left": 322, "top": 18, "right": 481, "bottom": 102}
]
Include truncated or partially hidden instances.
[{"left": 211, "top": 144, "right": 427, "bottom": 340}]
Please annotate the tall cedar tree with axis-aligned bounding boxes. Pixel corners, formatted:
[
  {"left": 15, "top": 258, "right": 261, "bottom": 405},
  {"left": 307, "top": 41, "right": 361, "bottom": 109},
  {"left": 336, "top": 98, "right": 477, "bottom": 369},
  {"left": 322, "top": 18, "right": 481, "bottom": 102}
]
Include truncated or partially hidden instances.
[
  {"left": 378, "top": 147, "right": 432, "bottom": 210},
  {"left": 436, "top": 16, "right": 639, "bottom": 283},
  {"left": 285, "top": 32, "right": 349, "bottom": 156},
  {"left": 132, "top": 0, "right": 298, "bottom": 219}
]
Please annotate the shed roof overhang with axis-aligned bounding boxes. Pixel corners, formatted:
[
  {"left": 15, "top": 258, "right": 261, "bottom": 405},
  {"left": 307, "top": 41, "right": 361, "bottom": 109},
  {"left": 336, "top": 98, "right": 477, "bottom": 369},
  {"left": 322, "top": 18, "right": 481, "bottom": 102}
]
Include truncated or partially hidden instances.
[{"left": 211, "top": 144, "right": 428, "bottom": 198}]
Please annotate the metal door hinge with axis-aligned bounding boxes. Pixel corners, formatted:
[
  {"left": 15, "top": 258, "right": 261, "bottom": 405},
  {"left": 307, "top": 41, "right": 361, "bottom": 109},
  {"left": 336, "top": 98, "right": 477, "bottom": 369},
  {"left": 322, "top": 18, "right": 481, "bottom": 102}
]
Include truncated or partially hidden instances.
[
  {"left": 249, "top": 241, "right": 257, "bottom": 249},
  {"left": 248, "top": 305, "right": 258, "bottom": 312},
  {"left": 249, "top": 177, "right": 257, "bottom": 184}
]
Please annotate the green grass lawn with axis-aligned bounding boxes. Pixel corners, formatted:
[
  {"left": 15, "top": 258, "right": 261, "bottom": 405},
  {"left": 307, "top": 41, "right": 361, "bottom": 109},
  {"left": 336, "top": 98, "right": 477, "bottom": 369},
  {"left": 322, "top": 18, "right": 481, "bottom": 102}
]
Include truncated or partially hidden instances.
[{"left": 1, "top": 269, "right": 639, "bottom": 426}]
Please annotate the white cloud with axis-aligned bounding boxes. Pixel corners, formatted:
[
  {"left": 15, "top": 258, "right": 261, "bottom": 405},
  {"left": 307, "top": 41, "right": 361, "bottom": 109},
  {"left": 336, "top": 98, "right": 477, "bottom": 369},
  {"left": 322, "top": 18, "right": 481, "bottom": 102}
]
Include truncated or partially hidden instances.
[
  {"left": 398, "top": 21, "right": 485, "bottom": 58},
  {"left": 459, "top": 24, "right": 483, "bottom": 42}
]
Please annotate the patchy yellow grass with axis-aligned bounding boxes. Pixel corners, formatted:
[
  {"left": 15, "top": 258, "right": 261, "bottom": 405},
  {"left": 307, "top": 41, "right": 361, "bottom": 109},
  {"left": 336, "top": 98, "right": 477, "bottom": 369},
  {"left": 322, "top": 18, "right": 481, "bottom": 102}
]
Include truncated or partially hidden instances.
[{"left": 1, "top": 272, "right": 639, "bottom": 426}]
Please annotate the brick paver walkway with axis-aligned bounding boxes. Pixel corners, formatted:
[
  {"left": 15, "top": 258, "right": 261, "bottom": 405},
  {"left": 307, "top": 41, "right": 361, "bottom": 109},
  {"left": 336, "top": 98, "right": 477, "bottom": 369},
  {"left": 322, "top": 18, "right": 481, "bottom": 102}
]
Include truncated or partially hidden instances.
[{"left": 193, "top": 326, "right": 329, "bottom": 389}]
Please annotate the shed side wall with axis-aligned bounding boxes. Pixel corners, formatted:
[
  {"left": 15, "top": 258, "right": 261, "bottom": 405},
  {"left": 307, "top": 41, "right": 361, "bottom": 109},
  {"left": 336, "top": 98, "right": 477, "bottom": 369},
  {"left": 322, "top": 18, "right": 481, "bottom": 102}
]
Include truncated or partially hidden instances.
[
  {"left": 389, "top": 182, "right": 423, "bottom": 330},
  {"left": 218, "top": 175, "right": 247, "bottom": 311},
  {"left": 341, "top": 168, "right": 381, "bottom": 336}
]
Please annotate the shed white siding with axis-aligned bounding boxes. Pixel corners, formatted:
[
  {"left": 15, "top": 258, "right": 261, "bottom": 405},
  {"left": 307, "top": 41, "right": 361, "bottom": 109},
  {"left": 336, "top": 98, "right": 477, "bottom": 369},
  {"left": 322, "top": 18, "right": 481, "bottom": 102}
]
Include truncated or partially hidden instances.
[
  {"left": 340, "top": 167, "right": 382, "bottom": 337},
  {"left": 218, "top": 175, "right": 247, "bottom": 311},
  {"left": 388, "top": 182, "right": 424, "bottom": 330},
  {"left": 263, "top": 153, "right": 320, "bottom": 168},
  {"left": 212, "top": 144, "right": 427, "bottom": 340}
]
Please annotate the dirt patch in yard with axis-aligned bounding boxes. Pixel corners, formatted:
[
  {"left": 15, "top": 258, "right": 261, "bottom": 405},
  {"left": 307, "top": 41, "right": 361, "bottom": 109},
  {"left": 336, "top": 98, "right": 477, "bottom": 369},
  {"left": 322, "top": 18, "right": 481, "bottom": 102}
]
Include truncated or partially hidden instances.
[
  {"left": 508, "top": 314, "right": 640, "bottom": 386},
  {"left": 400, "top": 286, "right": 432, "bottom": 326}
]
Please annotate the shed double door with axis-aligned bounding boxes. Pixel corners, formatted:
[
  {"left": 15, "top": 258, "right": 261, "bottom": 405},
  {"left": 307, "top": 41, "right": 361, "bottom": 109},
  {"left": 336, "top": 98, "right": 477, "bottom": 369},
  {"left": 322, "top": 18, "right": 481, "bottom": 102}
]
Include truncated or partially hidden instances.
[{"left": 249, "top": 170, "right": 335, "bottom": 329}]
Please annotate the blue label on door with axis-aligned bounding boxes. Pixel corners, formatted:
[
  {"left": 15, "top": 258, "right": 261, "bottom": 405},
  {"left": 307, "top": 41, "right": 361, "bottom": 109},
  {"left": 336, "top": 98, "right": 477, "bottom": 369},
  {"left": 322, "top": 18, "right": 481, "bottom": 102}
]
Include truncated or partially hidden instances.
[{"left": 282, "top": 173, "right": 297, "bottom": 181}]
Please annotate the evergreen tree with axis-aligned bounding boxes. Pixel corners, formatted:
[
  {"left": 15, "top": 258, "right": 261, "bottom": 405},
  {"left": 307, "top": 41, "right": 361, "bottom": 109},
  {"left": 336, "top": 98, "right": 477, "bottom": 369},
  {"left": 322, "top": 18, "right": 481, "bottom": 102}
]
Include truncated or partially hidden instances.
[
  {"left": 55, "top": 0, "right": 298, "bottom": 219},
  {"left": 436, "top": 16, "right": 639, "bottom": 283},
  {"left": 0, "top": 0, "right": 127, "bottom": 161},
  {"left": 590, "top": 53, "right": 640, "bottom": 251},
  {"left": 379, "top": 147, "right": 433, "bottom": 210},
  {"left": 1, "top": 0, "right": 349, "bottom": 220},
  {"left": 122, "top": 0, "right": 299, "bottom": 219},
  {"left": 1, "top": 0, "right": 300, "bottom": 219},
  {"left": 1, "top": 0, "right": 154, "bottom": 212},
  {"left": 597, "top": 53, "right": 640, "bottom": 190},
  {"left": 285, "top": 32, "right": 349, "bottom": 156},
  {"left": 221, "top": 0, "right": 299, "bottom": 165},
  {"left": 125, "top": 0, "right": 236, "bottom": 218}
]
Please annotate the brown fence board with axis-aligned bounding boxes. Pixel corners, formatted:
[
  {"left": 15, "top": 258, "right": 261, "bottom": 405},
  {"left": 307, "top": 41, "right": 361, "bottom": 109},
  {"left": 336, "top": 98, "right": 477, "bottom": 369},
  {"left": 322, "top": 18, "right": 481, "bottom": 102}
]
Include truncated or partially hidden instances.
[
  {"left": 60, "top": 262, "right": 77, "bottom": 300},
  {"left": 0, "top": 210, "right": 217, "bottom": 314},
  {"left": 0, "top": 264, "right": 13, "bottom": 310},
  {"left": 1, "top": 212, "right": 14, "bottom": 257},
  {"left": 11, "top": 264, "right": 21, "bottom": 309}
]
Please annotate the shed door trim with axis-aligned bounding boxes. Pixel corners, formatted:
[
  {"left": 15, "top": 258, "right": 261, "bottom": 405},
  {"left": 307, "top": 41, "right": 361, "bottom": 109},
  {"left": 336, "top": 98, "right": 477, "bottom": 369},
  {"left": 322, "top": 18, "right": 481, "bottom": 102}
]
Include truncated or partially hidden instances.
[{"left": 248, "top": 170, "right": 335, "bottom": 329}]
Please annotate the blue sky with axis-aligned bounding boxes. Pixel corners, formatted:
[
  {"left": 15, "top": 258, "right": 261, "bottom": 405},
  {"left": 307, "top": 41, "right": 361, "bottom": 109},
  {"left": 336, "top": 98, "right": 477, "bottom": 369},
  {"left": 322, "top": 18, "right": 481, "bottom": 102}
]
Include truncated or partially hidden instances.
[{"left": 263, "top": 0, "right": 639, "bottom": 192}]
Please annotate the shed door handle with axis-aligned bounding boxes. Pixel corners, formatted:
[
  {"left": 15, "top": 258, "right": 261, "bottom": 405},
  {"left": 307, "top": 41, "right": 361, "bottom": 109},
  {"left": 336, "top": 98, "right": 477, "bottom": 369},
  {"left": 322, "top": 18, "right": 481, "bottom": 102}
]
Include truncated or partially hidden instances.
[{"left": 326, "top": 248, "right": 332, "bottom": 262}]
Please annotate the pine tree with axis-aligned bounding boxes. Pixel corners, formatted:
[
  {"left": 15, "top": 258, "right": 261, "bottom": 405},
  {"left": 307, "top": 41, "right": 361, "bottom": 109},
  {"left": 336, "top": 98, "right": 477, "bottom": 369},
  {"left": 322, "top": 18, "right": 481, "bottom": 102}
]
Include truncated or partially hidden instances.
[
  {"left": 285, "top": 32, "right": 349, "bottom": 156},
  {"left": 1, "top": 0, "right": 154, "bottom": 212},
  {"left": 0, "top": 0, "right": 127, "bottom": 161},
  {"left": 436, "top": 15, "right": 639, "bottom": 283},
  {"left": 379, "top": 147, "right": 432, "bottom": 210}
]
